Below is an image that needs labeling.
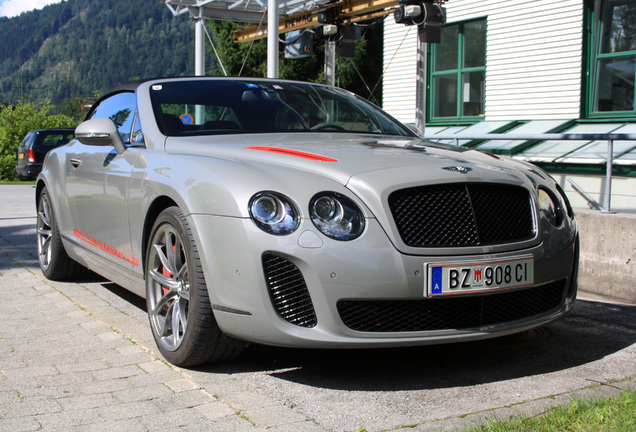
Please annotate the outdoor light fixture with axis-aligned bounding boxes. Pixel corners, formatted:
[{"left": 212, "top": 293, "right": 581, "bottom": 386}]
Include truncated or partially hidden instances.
[
  {"left": 323, "top": 24, "right": 338, "bottom": 37},
  {"left": 394, "top": 0, "right": 446, "bottom": 43}
]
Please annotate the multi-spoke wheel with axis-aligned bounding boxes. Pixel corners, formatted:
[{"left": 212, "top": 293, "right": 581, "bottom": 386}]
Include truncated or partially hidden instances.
[
  {"left": 145, "top": 207, "right": 245, "bottom": 367},
  {"left": 37, "top": 187, "right": 83, "bottom": 281}
]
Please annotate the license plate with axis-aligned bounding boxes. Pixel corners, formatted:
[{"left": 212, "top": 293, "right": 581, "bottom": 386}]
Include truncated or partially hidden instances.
[{"left": 427, "top": 257, "right": 534, "bottom": 296}]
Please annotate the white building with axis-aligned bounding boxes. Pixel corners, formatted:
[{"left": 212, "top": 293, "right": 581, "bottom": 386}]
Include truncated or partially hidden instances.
[{"left": 382, "top": 0, "right": 636, "bottom": 212}]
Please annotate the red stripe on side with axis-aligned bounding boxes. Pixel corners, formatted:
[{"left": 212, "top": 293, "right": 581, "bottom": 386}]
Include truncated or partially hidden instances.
[
  {"left": 73, "top": 228, "right": 139, "bottom": 266},
  {"left": 246, "top": 146, "right": 337, "bottom": 162}
]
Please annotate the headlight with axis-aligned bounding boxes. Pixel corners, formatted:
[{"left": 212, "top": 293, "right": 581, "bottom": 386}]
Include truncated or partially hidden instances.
[
  {"left": 538, "top": 188, "right": 563, "bottom": 226},
  {"left": 249, "top": 192, "right": 299, "bottom": 235},
  {"left": 555, "top": 183, "right": 574, "bottom": 218},
  {"left": 310, "top": 192, "right": 365, "bottom": 240}
]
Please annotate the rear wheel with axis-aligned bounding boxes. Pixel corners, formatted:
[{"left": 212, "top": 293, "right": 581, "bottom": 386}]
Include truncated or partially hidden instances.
[
  {"left": 37, "top": 187, "right": 84, "bottom": 281},
  {"left": 145, "top": 207, "right": 245, "bottom": 367}
]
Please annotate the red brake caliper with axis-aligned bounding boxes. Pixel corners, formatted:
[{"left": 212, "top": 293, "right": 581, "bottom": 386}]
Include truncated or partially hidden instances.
[{"left": 161, "top": 244, "right": 176, "bottom": 296}]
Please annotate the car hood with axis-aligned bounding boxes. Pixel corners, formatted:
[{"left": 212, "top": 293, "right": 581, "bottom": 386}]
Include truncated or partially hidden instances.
[
  {"left": 165, "top": 133, "right": 536, "bottom": 191},
  {"left": 165, "top": 133, "right": 544, "bottom": 255}
]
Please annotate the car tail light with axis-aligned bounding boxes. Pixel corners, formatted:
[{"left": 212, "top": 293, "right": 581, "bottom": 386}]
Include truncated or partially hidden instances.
[{"left": 27, "top": 148, "right": 36, "bottom": 163}]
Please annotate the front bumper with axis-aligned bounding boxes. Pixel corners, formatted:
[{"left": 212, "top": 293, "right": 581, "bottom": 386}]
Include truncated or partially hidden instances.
[{"left": 190, "top": 215, "right": 578, "bottom": 348}]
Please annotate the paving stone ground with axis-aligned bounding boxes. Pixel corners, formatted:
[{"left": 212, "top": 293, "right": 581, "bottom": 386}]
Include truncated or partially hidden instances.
[
  {"left": 0, "top": 238, "right": 326, "bottom": 432},
  {"left": 1, "top": 184, "right": 634, "bottom": 432}
]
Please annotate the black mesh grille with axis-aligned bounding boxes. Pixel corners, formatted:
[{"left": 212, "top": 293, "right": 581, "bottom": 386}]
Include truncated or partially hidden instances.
[
  {"left": 388, "top": 183, "right": 535, "bottom": 247},
  {"left": 262, "top": 254, "right": 317, "bottom": 328},
  {"left": 337, "top": 280, "right": 566, "bottom": 332}
]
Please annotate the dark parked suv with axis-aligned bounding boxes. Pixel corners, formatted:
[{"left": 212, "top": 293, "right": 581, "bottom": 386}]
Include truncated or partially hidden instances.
[{"left": 15, "top": 129, "right": 75, "bottom": 178}]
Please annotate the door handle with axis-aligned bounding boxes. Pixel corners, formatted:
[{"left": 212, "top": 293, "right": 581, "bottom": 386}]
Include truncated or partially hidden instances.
[{"left": 70, "top": 158, "right": 82, "bottom": 168}]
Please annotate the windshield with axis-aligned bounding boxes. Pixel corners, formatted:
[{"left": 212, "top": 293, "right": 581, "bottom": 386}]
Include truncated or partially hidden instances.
[{"left": 149, "top": 80, "right": 413, "bottom": 137}]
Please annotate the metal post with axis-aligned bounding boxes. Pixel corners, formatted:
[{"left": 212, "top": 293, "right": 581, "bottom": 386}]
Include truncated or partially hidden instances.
[
  {"left": 325, "top": 38, "right": 336, "bottom": 87},
  {"left": 194, "top": 17, "right": 205, "bottom": 76},
  {"left": 267, "top": 0, "right": 279, "bottom": 78},
  {"left": 194, "top": 15, "right": 206, "bottom": 125},
  {"left": 415, "top": 29, "right": 428, "bottom": 135},
  {"left": 602, "top": 138, "right": 614, "bottom": 213}
]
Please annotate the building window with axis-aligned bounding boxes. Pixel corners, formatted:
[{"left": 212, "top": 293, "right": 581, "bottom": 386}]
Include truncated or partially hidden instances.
[
  {"left": 430, "top": 19, "right": 486, "bottom": 122},
  {"left": 588, "top": 0, "right": 636, "bottom": 118}
]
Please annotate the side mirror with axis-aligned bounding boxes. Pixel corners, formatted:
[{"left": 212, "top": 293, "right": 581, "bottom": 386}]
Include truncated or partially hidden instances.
[
  {"left": 75, "top": 118, "right": 126, "bottom": 155},
  {"left": 405, "top": 123, "right": 423, "bottom": 136}
]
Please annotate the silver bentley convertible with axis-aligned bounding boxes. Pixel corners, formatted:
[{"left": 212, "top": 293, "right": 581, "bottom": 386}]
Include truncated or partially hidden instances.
[{"left": 36, "top": 77, "right": 579, "bottom": 367}]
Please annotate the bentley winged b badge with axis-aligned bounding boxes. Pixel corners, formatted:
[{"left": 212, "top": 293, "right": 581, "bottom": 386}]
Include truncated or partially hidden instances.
[{"left": 442, "top": 166, "right": 473, "bottom": 174}]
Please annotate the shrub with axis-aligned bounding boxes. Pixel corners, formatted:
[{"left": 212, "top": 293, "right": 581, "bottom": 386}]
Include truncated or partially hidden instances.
[{"left": 0, "top": 102, "right": 78, "bottom": 180}]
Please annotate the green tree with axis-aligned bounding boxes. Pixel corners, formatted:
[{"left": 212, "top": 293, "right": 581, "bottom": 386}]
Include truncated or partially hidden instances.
[
  {"left": 54, "top": 97, "right": 89, "bottom": 121},
  {"left": 206, "top": 20, "right": 383, "bottom": 104},
  {"left": 0, "top": 102, "right": 78, "bottom": 180}
]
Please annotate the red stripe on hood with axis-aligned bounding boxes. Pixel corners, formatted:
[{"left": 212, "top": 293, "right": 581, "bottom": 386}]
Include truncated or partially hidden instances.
[{"left": 247, "top": 146, "right": 337, "bottom": 162}]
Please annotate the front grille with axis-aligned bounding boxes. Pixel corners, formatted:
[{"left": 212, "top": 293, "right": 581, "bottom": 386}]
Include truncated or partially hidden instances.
[
  {"left": 337, "top": 280, "right": 566, "bottom": 332},
  {"left": 388, "top": 183, "right": 535, "bottom": 247},
  {"left": 262, "top": 254, "right": 317, "bottom": 328}
]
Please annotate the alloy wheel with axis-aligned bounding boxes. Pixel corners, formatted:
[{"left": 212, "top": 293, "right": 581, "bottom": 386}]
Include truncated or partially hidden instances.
[{"left": 147, "top": 223, "right": 190, "bottom": 352}]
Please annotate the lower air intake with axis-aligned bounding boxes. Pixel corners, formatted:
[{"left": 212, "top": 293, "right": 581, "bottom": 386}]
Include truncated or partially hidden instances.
[
  {"left": 337, "top": 280, "right": 566, "bottom": 332},
  {"left": 262, "top": 253, "right": 317, "bottom": 328}
]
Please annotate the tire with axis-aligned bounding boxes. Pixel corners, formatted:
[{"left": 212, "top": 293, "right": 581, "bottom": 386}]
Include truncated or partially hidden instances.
[
  {"left": 145, "top": 207, "right": 246, "bottom": 367},
  {"left": 37, "top": 187, "right": 85, "bottom": 281}
]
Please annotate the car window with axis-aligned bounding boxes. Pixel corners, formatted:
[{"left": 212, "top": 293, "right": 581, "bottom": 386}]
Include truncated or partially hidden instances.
[
  {"left": 38, "top": 132, "right": 74, "bottom": 149},
  {"left": 149, "top": 80, "right": 413, "bottom": 137},
  {"left": 130, "top": 110, "right": 145, "bottom": 145},
  {"left": 20, "top": 133, "right": 34, "bottom": 148},
  {"left": 89, "top": 92, "right": 137, "bottom": 144}
]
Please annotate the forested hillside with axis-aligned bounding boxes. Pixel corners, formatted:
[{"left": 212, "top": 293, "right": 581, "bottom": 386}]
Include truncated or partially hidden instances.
[
  {"left": 0, "top": 0, "right": 383, "bottom": 106},
  {"left": 0, "top": 0, "right": 194, "bottom": 104}
]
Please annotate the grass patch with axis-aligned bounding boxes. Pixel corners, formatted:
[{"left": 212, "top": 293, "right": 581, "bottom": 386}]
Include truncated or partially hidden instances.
[
  {"left": 467, "top": 388, "right": 636, "bottom": 431},
  {"left": 0, "top": 180, "right": 36, "bottom": 185}
]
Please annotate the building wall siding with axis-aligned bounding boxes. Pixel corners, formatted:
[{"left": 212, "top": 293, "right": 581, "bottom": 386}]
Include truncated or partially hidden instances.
[
  {"left": 383, "top": 23, "right": 419, "bottom": 123},
  {"left": 383, "top": 0, "right": 585, "bottom": 124}
]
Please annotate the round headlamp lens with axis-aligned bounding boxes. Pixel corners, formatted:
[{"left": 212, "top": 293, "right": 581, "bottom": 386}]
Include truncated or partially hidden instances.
[
  {"left": 252, "top": 195, "right": 285, "bottom": 224},
  {"left": 310, "top": 192, "right": 364, "bottom": 241},
  {"left": 312, "top": 196, "right": 343, "bottom": 222},
  {"left": 538, "top": 188, "right": 562, "bottom": 226},
  {"left": 249, "top": 192, "right": 299, "bottom": 235}
]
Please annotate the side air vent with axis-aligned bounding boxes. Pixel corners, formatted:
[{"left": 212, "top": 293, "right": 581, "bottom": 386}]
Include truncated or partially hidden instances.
[{"left": 262, "top": 253, "right": 317, "bottom": 328}]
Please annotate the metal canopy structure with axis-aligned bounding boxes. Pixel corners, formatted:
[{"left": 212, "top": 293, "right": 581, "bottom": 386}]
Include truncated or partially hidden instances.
[
  {"left": 164, "top": 0, "right": 333, "bottom": 23},
  {"left": 164, "top": 0, "right": 446, "bottom": 131},
  {"left": 164, "top": 0, "right": 334, "bottom": 78}
]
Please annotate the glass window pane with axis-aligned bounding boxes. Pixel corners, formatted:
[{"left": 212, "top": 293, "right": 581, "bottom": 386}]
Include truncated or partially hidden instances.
[
  {"left": 40, "top": 132, "right": 73, "bottom": 148},
  {"left": 461, "top": 71, "right": 485, "bottom": 117},
  {"left": 463, "top": 21, "right": 486, "bottom": 68},
  {"left": 616, "top": 145, "right": 636, "bottom": 163},
  {"left": 599, "top": 0, "right": 636, "bottom": 54},
  {"left": 434, "top": 26, "right": 458, "bottom": 71},
  {"left": 519, "top": 123, "right": 620, "bottom": 160},
  {"left": 475, "top": 120, "right": 571, "bottom": 152},
  {"left": 433, "top": 74, "right": 458, "bottom": 117},
  {"left": 90, "top": 92, "right": 136, "bottom": 144},
  {"left": 595, "top": 57, "right": 635, "bottom": 112},
  {"left": 131, "top": 112, "right": 145, "bottom": 144},
  {"left": 559, "top": 123, "right": 636, "bottom": 161}
]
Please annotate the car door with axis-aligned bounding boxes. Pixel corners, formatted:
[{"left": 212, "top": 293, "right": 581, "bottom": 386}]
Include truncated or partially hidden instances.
[{"left": 65, "top": 92, "right": 140, "bottom": 275}]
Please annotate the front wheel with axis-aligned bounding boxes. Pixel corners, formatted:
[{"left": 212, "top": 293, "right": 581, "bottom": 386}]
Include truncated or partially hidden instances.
[
  {"left": 145, "top": 207, "right": 245, "bottom": 367},
  {"left": 37, "top": 187, "right": 84, "bottom": 281}
]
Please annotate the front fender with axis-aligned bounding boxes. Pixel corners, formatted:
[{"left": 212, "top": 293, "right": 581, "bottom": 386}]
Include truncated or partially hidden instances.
[{"left": 36, "top": 148, "right": 74, "bottom": 238}]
